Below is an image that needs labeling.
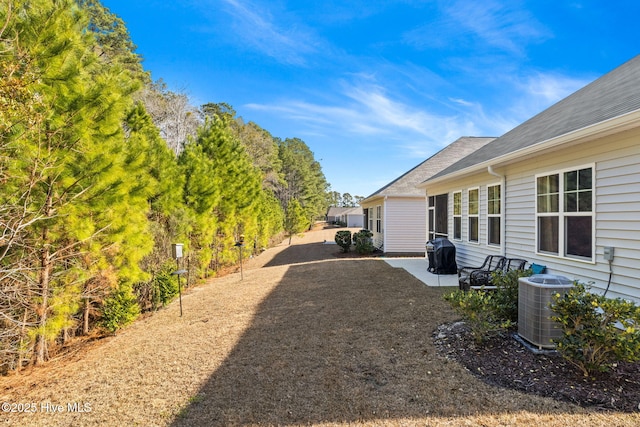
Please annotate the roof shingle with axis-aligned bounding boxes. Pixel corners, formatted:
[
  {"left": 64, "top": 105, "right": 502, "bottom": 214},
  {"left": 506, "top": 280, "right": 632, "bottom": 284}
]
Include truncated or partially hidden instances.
[{"left": 363, "top": 136, "right": 495, "bottom": 200}]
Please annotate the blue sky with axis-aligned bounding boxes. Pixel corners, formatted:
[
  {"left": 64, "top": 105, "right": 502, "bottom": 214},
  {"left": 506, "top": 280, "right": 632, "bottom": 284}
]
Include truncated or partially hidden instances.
[{"left": 102, "top": 0, "right": 639, "bottom": 198}]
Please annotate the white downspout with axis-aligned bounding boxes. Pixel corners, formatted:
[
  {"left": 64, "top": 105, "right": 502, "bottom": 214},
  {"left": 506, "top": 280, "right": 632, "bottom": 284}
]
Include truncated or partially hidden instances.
[{"left": 488, "top": 165, "right": 506, "bottom": 256}]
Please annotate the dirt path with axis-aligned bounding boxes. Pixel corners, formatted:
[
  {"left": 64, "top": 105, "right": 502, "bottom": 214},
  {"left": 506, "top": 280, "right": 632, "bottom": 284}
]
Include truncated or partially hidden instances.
[{"left": 1, "top": 226, "right": 638, "bottom": 426}]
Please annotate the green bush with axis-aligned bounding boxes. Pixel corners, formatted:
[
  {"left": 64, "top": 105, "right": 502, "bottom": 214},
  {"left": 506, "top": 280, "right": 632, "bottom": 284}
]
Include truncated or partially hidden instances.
[
  {"left": 352, "top": 229, "right": 374, "bottom": 254},
  {"left": 444, "top": 290, "right": 513, "bottom": 343},
  {"left": 444, "top": 268, "right": 530, "bottom": 342},
  {"left": 490, "top": 268, "right": 532, "bottom": 322},
  {"left": 551, "top": 283, "right": 640, "bottom": 376},
  {"left": 100, "top": 284, "right": 141, "bottom": 334},
  {"left": 154, "top": 262, "right": 180, "bottom": 307},
  {"left": 334, "top": 230, "right": 352, "bottom": 252},
  {"left": 134, "top": 262, "right": 181, "bottom": 312}
]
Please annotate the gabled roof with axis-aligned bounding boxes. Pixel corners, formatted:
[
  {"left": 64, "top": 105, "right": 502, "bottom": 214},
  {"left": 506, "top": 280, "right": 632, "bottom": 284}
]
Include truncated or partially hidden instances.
[
  {"left": 327, "top": 206, "right": 362, "bottom": 216},
  {"left": 428, "top": 55, "right": 640, "bottom": 182},
  {"left": 362, "top": 136, "right": 495, "bottom": 202},
  {"left": 327, "top": 206, "right": 352, "bottom": 216},
  {"left": 342, "top": 206, "right": 363, "bottom": 215}
]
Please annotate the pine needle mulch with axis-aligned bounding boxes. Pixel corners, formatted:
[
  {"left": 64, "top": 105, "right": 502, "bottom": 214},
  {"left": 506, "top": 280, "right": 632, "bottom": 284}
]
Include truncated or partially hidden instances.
[{"left": 1, "top": 226, "right": 638, "bottom": 426}]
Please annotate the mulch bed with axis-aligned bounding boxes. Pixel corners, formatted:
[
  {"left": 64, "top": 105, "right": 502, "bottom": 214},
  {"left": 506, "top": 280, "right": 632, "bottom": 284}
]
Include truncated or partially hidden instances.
[{"left": 433, "top": 321, "right": 640, "bottom": 413}]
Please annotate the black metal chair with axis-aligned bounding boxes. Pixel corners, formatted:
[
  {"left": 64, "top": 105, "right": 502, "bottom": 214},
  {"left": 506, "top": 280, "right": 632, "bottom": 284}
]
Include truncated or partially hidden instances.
[
  {"left": 504, "top": 258, "right": 528, "bottom": 271},
  {"left": 458, "top": 255, "right": 506, "bottom": 291},
  {"left": 464, "top": 257, "right": 530, "bottom": 291}
]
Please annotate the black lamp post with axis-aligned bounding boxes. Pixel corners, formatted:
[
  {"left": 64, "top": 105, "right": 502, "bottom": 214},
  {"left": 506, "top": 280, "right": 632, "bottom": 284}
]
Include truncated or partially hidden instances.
[{"left": 171, "top": 243, "right": 186, "bottom": 316}]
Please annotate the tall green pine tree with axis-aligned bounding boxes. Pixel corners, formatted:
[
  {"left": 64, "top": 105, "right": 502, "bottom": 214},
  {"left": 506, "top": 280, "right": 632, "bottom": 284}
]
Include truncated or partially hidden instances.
[{"left": 0, "top": 0, "right": 153, "bottom": 365}]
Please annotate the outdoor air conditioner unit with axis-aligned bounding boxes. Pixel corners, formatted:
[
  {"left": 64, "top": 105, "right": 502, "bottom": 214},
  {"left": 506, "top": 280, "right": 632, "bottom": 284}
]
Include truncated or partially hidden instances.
[{"left": 518, "top": 274, "right": 573, "bottom": 349}]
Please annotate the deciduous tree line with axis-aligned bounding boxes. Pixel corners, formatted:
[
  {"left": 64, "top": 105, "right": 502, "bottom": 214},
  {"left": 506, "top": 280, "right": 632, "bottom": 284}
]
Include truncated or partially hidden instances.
[{"left": 0, "top": 0, "right": 329, "bottom": 372}]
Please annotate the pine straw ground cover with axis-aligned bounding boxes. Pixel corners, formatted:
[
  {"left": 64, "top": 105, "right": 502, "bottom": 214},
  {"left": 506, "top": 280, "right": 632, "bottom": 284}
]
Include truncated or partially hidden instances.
[{"left": 1, "top": 225, "right": 638, "bottom": 427}]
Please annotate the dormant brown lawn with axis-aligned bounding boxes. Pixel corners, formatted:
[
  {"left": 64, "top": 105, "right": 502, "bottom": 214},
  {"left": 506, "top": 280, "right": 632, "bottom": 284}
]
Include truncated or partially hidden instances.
[{"left": 1, "top": 226, "right": 638, "bottom": 426}]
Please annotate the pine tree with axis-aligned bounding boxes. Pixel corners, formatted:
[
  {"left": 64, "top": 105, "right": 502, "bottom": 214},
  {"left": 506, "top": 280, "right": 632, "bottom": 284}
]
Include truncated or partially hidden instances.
[
  {"left": 277, "top": 138, "right": 330, "bottom": 227},
  {"left": 77, "top": 0, "right": 148, "bottom": 82},
  {"left": 180, "top": 115, "right": 263, "bottom": 274},
  {"left": 284, "top": 199, "right": 309, "bottom": 244},
  {"left": 0, "top": 0, "right": 152, "bottom": 366}
]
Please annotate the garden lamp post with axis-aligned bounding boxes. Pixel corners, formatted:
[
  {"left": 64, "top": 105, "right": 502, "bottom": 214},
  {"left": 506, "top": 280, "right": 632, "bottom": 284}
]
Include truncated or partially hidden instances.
[
  {"left": 171, "top": 243, "right": 186, "bottom": 316},
  {"left": 235, "top": 235, "right": 245, "bottom": 280}
]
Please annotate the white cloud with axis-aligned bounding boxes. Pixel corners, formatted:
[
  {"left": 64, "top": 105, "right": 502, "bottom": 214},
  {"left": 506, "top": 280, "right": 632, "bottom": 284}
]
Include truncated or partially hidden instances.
[
  {"left": 525, "top": 72, "right": 589, "bottom": 104},
  {"left": 507, "top": 71, "right": 593, "bottom": 121},
  {"left": 245, "top": 78, "right": 488, "bottom": 159},
  {"left": 449, "top": 97, "right": 474, "bottom": 107},
  {"left": 218, "top": 0, "right": 322, "bottom": 66},
  {"left": 404, "top": 0, "right": 552, "bottom": 55},
  {"left": 446, "top": 0, "right": 551, "bottom": 53}
]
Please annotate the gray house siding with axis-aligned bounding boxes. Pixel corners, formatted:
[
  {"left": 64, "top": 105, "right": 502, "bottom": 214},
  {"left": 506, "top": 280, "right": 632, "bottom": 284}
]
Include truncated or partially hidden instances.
[
  {"left": 361, "top": 137, "right": 494, "bottom": 256},
  {"left": 426, "top": 128, "right": 640, "bottom": 302},
  {"left": 438, "top": 176, "right": 504, "bottom": 269},
  {"left": 419, "top": 56, "right": 640, "bottom": 301}
]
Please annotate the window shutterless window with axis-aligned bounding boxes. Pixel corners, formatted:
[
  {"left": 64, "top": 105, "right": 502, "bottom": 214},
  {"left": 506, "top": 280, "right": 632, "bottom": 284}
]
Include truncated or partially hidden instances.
[
  {"left": 376, "top": 205, "right": 382, "bottom": 233},
  {"left": 468, "top": 188, "right": 479, "bottom": 243},
  {"left": 453, "top": 191, "right": 462, "bottom": 240},
  {"left": 536, "top": 166, "right": 593, "bottom": 260},
  {"left": 487, "top": 184, "right": 501, "bottom": 246}
]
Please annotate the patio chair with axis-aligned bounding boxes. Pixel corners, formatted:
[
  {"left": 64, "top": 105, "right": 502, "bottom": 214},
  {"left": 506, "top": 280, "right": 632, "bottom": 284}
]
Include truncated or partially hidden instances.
[
  {"left": 467, "top": 257, "right": 529, "bottom": 291},
  {"left": 505, "top": 258, "right": 528, "bottom": 271},
  {"left": 458, "top": 255, "right": 506, "bottom": 291}
]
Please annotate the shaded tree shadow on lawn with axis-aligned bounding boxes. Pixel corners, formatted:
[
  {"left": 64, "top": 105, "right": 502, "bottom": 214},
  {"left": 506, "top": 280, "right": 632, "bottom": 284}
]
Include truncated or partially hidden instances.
[
  {"left": 170, "top": 258, "right": 581, "bottom": 426},
  {"left": 263, "top": 242, "right": 342, "bottom": 267}
]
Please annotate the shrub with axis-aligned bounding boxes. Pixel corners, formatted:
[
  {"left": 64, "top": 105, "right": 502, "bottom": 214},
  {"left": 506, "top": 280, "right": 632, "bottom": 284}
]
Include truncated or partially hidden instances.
[
  {"left": 100, "top": 284, "right": 141, "bottom": 334},
  {"left": 444, "top": 290, "right": 513, "bottom": 343},
  {"left": 352, "top": 229, "right": 374, "bottom": 254},
  {"left": 153, "top": 262, "right": 180, "bottom": 307},
  {"left": 444, "top": 268, "right": 530, "bottom": 342},
  {"left": 490, "top": 267, "right": 532, "bottom": 322},
  {"left": 551, "top": 283, "right": 640, "bottom": 376},
  {"left": 334, "top": 230, "right": 352, "bottom": 252},
  {"left": 134, "top": 262, "right": 181, "bottom": 312}
]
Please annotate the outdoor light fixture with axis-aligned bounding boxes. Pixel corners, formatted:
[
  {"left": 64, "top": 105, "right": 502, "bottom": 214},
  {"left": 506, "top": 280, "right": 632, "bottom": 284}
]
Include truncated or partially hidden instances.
[{"left": 171, "top": 243, "right": 186, "bottom": 317}]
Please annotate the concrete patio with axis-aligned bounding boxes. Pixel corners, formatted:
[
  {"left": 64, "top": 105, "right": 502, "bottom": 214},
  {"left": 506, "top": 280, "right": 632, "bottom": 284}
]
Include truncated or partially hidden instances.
[{"left": 383, "top": 257, "right": 458, "bottom": 287}]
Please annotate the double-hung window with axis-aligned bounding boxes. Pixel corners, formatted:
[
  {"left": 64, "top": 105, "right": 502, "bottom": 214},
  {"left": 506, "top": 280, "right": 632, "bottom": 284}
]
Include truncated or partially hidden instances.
[
  {"left": 453, "top": 191, "right": 462, "bottom": 240},
  {"left": 536, "top": 166, "right": 593, "bottom": 260},
  {"left": 468, "top": 188, "right": 479, "bottom": 243},
  {"left": 487, "top": 184, "right": 501, "bottom": 246},
  {"left": 376, "top": 205, "right": 382, "bottom": 233}
]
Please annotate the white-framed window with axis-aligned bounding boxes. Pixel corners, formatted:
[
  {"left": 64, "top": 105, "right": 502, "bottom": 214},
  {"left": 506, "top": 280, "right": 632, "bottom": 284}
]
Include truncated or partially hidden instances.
[
  {"left": 536, "top": 165, "right": 594, "bottom": 261},
  {"left": 467, "top": 188, "right": 479, "bottom": 243},
  {"left": 453, "top": 191, "right": 462, "bottom": 240},
  {"left": 487, "top": 184, "right": 501, "bottom": 246},
  {"left": 368, "top": 207, "right": 373, "bottom": 231},
  {"left": 376, "top": 205, "right": 382, "bottom": 233}
]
